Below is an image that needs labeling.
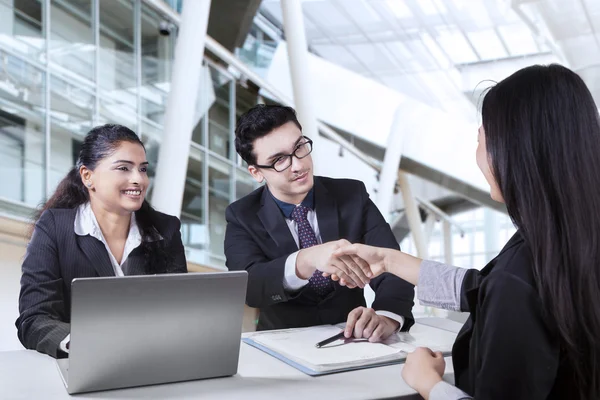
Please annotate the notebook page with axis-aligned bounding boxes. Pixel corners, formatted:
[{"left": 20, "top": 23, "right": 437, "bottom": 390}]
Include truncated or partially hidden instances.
[
  {"left": 252, "top": 326, "right": 402, "bottom": 367},
  {"left": 386, "top": 323, "right": 456, "bottom": 353}
]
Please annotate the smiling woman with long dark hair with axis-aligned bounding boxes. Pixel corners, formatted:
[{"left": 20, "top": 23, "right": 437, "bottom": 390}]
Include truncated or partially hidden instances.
[
  {"left": 16, "top": 124, "right": 187, "bottom": 358},
  {"left": 335, "top": 64, "right": 600, "bottom": 399}
]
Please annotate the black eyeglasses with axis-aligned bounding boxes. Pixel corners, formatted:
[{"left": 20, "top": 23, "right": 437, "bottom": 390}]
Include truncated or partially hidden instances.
[{"left": 255, "top": 137, "right": 313, "bottom": 172}]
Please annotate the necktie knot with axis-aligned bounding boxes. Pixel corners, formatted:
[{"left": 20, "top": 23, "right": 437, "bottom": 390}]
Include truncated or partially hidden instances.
[{"left": 291, "top": 205, "right": 310, "bottom": 223}]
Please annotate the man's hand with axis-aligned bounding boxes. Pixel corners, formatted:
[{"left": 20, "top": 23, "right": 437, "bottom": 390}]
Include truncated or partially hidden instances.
[
  {"left": 296, "top": 239, "right": 372, "bottom": 288},
  {"left": 401, "top": 347, "right": 445, "bottom": 399},
  {"left": 344, "top": 307, "right": 400, "bottom": 342}
]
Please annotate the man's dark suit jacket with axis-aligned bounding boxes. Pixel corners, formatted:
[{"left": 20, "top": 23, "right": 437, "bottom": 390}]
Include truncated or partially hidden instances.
[
  {"left": 224, "top": 176, "right": 415, "bottom": 331},
  {"left": 16, "top": 207, "right": 187, "bottom": 359},
  {"left": 454, "top": 231, "right": 576, "bottom": 399}
]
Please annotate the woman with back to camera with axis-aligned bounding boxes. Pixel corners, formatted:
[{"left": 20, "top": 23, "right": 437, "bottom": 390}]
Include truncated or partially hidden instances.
[
  {"left": 16, "top": 124, "right": 187, "bottom": 358},
  {"left": 334, "top": 64, "right": 600, "bottom": 399}
]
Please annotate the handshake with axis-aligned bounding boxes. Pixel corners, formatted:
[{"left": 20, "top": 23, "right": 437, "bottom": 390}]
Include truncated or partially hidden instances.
[{"left": 295, "top": 239, "right": 390, "bottom": 289}]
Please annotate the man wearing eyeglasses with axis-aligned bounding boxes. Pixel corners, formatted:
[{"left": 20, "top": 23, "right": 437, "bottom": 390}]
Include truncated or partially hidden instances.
[{"left": 224, "top": 105, "right": 415, "bottom": 341}]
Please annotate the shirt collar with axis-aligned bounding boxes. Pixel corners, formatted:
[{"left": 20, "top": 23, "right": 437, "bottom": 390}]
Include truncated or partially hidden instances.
[
  {"left": 271, "top": 188, "right": 315, "bottom": 219},
  {"left": 74, "top": 202, "right": 142, "bottom": 245}
]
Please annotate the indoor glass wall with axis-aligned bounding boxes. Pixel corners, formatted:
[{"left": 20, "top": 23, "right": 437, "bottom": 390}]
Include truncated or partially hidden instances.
[{"left": 0, "top": 0, "right": 259, "bottom": 269}]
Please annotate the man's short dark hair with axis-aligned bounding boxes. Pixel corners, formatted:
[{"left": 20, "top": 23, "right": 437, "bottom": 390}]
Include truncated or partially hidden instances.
[{"left": 235, "top": 104, "right": 303, "bottom": 165}]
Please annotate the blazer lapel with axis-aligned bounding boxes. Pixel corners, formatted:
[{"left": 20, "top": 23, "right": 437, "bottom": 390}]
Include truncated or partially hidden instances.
[
  {"left": 76, "top": 235, "right": 115, "bottom": 277},
  {"left": 257, "top": 188, "right": 299, "bottom": 255},
  {"left": 314, "top": 178, "right": 340, "bottom": 243}
]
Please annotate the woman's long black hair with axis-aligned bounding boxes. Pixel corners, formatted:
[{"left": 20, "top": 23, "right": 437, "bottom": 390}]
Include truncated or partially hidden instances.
[
  {"left": 482, "top": 64, "right": 600, "bottom": 398},
  {"left": 36, "top": 124, "right": 173, "bottom": 273}
]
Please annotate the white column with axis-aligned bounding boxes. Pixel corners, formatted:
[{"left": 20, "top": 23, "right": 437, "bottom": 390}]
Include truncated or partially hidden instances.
[
  {"left": 366, "top": 107, "right": 406, "bottom": 308},
  {"left": 398, "top": 172, "right": 427, "bottom": 259},
  {"left": 443, "top": 220, "right": 453, "bottom": 265},
  {"left": 151, "top": 0, "right": 211, "bottom": 217},
  {"left": 398, "top": 172, "right": 430, "bottom": 317},
  {"left": 280, "top": 0, "right": 321, "bottom": 170},
  {"left": 376, "top": 107, "right": 405, "bottom": 222},
  {"left": 157, "top": 35, "right": 173, "bottom": 86}
]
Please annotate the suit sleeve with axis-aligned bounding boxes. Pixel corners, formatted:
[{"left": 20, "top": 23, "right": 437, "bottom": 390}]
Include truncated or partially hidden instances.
[
  {"left": 472, "top": 271, "right": 559, "bottom": 399},
  {"left": 358, "top": 182, "right": 416, "bottom": 330},
  {"left": 225, "top": 205, "right": 305, "bottom": 308},
  {"left": 167, "top": 217, "right": 187, "bottom": 273},
  {"left": 15, "top": 210, "right": 70, "bottom": 358}
]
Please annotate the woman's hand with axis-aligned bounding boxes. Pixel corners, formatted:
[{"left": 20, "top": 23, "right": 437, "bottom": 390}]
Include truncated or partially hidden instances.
[
  {"left": 402, "top": 347, "right": 445, "bottom": 399},
  {"left": 297, "top": 239, "right": 373, "bottom": 288},
  {"left": 327, "top": 243, "right": 422, "bottom": 286},
  {"left": 331, "top": 244, "right": 390, "bottom": 278}
]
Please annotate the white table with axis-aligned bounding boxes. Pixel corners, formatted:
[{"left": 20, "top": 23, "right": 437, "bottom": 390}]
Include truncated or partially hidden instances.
[{"left": 0, "top": 318, "right": 461, "bottom": 400}]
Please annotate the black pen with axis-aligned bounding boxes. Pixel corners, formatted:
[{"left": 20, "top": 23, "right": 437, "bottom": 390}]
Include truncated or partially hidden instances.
[{"left": 315, "top": 331, "right": 346, "bottom": 348}]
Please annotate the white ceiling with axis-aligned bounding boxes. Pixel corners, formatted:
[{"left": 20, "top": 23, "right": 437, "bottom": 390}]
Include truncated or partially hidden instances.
[
  {"left": 514, "top": 0, "right": 600, "bottom": 103},
  {"left": 260, "top": 0, "right": 559, "bottom": 122}
]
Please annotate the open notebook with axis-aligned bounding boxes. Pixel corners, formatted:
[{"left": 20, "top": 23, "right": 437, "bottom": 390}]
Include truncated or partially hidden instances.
[{"left": 243, "top": 321, "right": 458, "bottom": 376}]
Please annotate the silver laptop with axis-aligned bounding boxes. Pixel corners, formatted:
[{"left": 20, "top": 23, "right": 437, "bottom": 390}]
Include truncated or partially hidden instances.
[{"left": 56, "top": 271, "right": 248, "bottom": 394}]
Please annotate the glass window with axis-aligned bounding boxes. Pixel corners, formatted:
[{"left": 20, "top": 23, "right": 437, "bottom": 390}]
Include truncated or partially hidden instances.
[
  {"left": 98, "top": 0, "right": 136, "bottom": 109},
  {"left": 234, "top": 83, "right": 259, "bottom": 166},
  {"left": 235, "top": 81, "right": 259, "bottom": 117},
  {"left": 0, "top": 50, "right": 46, "bottom": 206},
  {"left": 452, "top": 233, "right": 471, "bottom": 255},
  {"left": 140, "top": 118, "right": 162, "bottom": 142},
  {"left": 453, "top": 255, "right": 472, "bottom": 269},
  {"left": 140, "top": 133, "right": 159, "bottom": 199},
  {"left": 0, "top": 0, "right": 45, "bottom": 63},
  {"left": 50, "top": 0, "right": 94, "bottom": 83},
  {"left": 208, "top": 67, "right": 233, "bottom": 159},
  {"left": 472, "top": 254, "right": 488, "bottom": 270},
  {"left": 236, "top": 22, "right": 278, "bottom": 75},
  {"left": 50, "top": 75, "right": 94, "bottom": 136},
  {"left": 181, "top": 147, "right": 206, "bottom": 250},
  {"left": 191, "top": 116, "right": 203, "bottom": 146},
  {"left": 0, "top": 49, "right": 46, "bottom": 111},
  {"left": 236, "top": 167, "right": 257, "bottom": 200},
  {"left": 139, "top": 120, "right": 161, "bottom": 193},
  {"left": 98, "top": 97, "right": 137, "bottom": 128},
  {"left": 143, "top": 143, "right": 208, "bottom": 262},
  {"left": 49, "top": 74, "right": 94, "bottom": 191},
  {"left": 473, "top": 230, "right": 485, "bottom": 253},
  {"left": 191, "top": 65, "right": 217, "bottom": 147},
  {"left": 208, "top": 156, "right": 231, "bottom": 257},
  {"left": 48, "top": 131, "right": 79, "bottom": 192},
  {"left": 0, "top": 125, "right": 25, "bottom": 201},
  {"left": 163, "top": 0, "right": 183, "bottom": 13},
  {"left": 140, "top": 3, "right": 176, "bottom": 126},
  {"left": 427, "top": 235, "right": 442, "bottom": 258},
  {"left": 0, "top": 110, "right": 46, "bottom": 206}
]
